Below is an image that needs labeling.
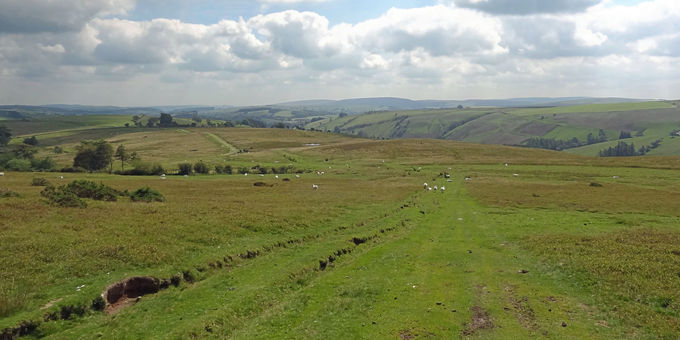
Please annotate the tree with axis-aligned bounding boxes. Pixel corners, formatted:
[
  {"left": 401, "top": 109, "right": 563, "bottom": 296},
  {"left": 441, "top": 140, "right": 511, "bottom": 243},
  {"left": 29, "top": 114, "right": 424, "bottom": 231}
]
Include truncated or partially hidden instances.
[
  {"left": 159, "top": 113, "right": 174, "bottom": 127},
  {"left": 598, "top": 129, "right": 607, "bottom": 142},
  {"left": 619, "top": 131, "right": 632, "bottom": 139},
  {"left": 73, "top": 140, "right": 114, "bottom": 172},
  {"left": 178, "top": 163, "right": 192, "bottom": 175},
  {"left": 115, "top": 145, "right": 130, "bottom": 171},
  {"left": 132, "top": 115, "right": 142, "bottom": 127},
  {"left": 193, "top": 161, "right": 209, "bottom": 174},
  {"left": 191, "top": 112, "right": 202, "bottom": 123},
  {"left": 146, "top": 117, "right": 159, "bottom": 127},
  {"left": 0, "top": 125, "right": 10, "bottom": 146},
  {"left": 23, "top": 136, "right": 38, "bottom": 146}
]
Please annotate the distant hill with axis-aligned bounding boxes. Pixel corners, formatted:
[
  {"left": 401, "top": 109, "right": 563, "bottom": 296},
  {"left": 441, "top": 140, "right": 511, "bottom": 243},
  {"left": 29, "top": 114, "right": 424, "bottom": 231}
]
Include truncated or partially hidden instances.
[
  {"left": 311, "top": 100, "right": 680, "bottom": 156},
  {"left": 273, "top": 96, "right": 649, "bottom": 114}
]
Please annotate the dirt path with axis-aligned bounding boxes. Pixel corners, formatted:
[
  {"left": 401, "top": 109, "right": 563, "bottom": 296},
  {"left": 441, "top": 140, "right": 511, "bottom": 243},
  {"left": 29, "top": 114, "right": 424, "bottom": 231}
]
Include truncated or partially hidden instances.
[{"left": 202, "top": 132, "right": 239, "bottom": 155}]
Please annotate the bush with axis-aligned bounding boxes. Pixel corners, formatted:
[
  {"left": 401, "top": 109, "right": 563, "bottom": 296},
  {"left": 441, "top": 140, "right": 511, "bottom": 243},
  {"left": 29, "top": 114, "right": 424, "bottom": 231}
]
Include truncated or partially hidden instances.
[
  {"left": 5, "top": 158, "right": 31, "bottom": 171},
  {"left": 60, "top": 167, "right": 86, "bottom": 173},
  {"left": 214, "top": 165, "right": 224, "bottom": 174},
  {"left": 130, "top": 187, "right": 166, "bottom": 202},
  {"left": 117, "top": 163, "right": 165, "bottom": 176},
  {"left": 65, "top": 180, "right": 122, "bottom": 201},
  {"left": 193, "top": 161, "right": 209, "bottom": 174},
  {"left": 223, "top": 165, "right": 232, "bottom": 174},
  {"left": 0, "top": 188, "right": 20, "bottom": 198},
  {"left": 40, "top": 186, "right": 87, "bottom": 208},
  {"left": 31, "top": 157, "right": 56, "bottom": 171},
  {"left": 178, "top": 163, "right": 192, "bottom": 176},
  {"left": 31, "top": 177, "right": 51, "bottom": 186},
  {"left": 91, "top": 296, "right": 106, "bottom": 311}
]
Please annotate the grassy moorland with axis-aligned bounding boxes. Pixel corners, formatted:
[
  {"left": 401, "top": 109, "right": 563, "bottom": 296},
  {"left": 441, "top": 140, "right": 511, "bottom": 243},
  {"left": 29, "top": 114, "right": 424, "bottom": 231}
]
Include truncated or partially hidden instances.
[{"left": 1, "top": 128, "right": 680, "bottom": 339}]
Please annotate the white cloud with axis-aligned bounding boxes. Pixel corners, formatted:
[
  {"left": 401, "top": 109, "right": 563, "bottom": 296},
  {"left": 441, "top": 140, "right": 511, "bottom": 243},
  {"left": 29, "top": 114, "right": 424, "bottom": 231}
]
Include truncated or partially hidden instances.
[
  {"left": 0, "top": 0, "right": 135, "bottom": 33},
  {"left": 0, "top": 1, "right": 679, "bottom": 105}
]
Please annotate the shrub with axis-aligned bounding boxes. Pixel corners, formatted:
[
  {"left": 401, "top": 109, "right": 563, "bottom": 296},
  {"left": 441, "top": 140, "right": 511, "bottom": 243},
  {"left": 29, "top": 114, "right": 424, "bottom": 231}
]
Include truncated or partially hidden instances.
[
  {"left": 65, "top": 180, "right": 122, "bottom": 201},
  {"left": 91, "top": 296, "right": 106, "bottom": 311},
  {"left": 31, "top": 157, "right": 56, "bottom": 171},
  {"left": 223, "top": 165, "right": 232, "bottom": 174},
  {"left": 178, "top": 163, "right": 192, "bottom": 176},
  {"left": 193, "top": 161, "right": 209, "bottom": 174},
  {"left": 214, "top": 165, "right": 224, "bottom": 174},
  {"left": 60, "top": 167, "right": 86, "bottom": 173},
  {"left": 5, "top": 159, "right": 31, "bottom": 171},
  {"left": 118, "top": 163, "right": 165, "bottom": 176},
  {"left": 130, "top": 187, "right": 166, "bottom": 202},
  {"left": 237, "top": 166, "right": 249, "bottom": 174},
  {"left": 41, "top": 186, "right": 87, "bottom": 208},
  {"left": 0, "top": 188, "right": 20, "bottom": 198},
  {"left": 31, "top": 177, "right": 51, "bottom": 186}
]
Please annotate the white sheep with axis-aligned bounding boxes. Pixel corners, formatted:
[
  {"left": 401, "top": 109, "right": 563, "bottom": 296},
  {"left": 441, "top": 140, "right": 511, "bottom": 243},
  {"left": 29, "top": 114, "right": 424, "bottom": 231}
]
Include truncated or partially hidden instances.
[
  {"left": 505, "top": 163, "right": 508, "bottom": 167},
  {"left": 433, "top": 185, "right": 438, "bottom": 191},
  {"left": 295, "top": 174, "right": 300, "bottom": 178},
  {"left": 275, "top": 175, "right": 279, "bottom": 179},
  {"left": 613, "top": 176, "right": 619, "bottom": 179},
  {"left": 312, "top": 184, "right": 319, "bottom": 190},
  {"left": 58, "top": 175, "right": 64, "bottom": 179},
  {"left": 440, "top": 186, "right": 446, "bottom": 192},
  {"left": 513, "top": 173, "right": 519, "bottom": 177},
  {"left": 465, "top": 177, "right": 471, "bottom": 182},
  {"left": 428, "top": 187, "right": 432, "bottom": 191},
  {"left": 423, "top": 182, "right": 429, "bottom": 189},
  {"left": 0, "top": 172, "right": 4, "bottom": 176}
]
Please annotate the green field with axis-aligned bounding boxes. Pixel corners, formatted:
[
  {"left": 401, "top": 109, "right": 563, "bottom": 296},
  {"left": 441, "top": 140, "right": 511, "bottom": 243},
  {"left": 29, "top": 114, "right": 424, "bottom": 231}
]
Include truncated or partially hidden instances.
[{"left": 2, "top": 124, "right": 680, "bottom": 338}]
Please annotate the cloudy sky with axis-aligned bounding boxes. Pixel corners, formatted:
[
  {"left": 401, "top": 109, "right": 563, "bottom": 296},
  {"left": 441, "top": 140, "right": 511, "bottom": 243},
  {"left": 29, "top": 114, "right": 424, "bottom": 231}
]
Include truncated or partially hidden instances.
[{"left": 0, "top": 0, "right": 678, "bottom": 106}]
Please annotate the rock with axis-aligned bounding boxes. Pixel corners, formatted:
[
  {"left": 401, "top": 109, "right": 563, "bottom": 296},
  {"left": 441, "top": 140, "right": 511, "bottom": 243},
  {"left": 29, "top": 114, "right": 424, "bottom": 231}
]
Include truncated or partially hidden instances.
[{"left": 562, "top": 322, "right": 567, "bottom": 327}]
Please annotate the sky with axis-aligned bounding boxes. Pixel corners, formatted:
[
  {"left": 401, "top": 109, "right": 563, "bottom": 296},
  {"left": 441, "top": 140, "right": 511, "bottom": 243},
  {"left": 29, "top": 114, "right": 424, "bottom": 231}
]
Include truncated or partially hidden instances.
[{"left": 0, "top": 0, "right": 677, "bottom": 106}]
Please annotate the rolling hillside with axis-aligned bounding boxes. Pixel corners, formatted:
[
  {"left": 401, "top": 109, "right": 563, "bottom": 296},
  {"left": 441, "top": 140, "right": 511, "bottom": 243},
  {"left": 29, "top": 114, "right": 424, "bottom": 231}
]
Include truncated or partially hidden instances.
[{"left": 313, "top": 101, "right": 680, "bottom": 156}]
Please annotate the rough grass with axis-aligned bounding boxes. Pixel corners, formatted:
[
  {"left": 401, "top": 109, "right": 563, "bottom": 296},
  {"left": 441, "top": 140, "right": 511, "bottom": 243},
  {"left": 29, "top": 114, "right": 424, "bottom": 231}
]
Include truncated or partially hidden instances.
[
  {"left": 525, "top": 229, "right": 680, "bottom": 338},
  {"left": 3, "top": 127, "right": 680, "bottom": 338}
]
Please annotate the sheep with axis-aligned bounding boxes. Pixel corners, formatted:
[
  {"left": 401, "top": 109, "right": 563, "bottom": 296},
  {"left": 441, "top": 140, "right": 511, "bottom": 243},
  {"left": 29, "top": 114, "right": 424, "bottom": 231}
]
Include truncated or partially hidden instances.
[
  {"left": 513, "top": 173, "right": 519, "bottom": 177},
  {"left": 295, "top": 174, "right": 300, "bottom": 178},
  {"left": 244, "top": 173, "right": 248, "bottom": 176},
  {"left": 161, "top": 174, "right": 166, "bottom": 177},
  {"left": 428, "top": 187, "right": 432, "bottom": 191},
  {"left": 312, "top": 184, "right": 319, "bottom": 190},
  {"left": 613, "top": 176, "right": 619, "bottom": 179},
  {"left": 424, "top": 182, "right": 429, "bottom": 189},
  {"left": 465, "top": 177, "right": 471, "bottom": 182},
  {"left": 433, "top": 185, "right": 438, "bottom": 191},
  {"left": 505, "top": 163, "right": 508, "bottom": 167},
  {"left": 275, "top": 175, "right": 279, "bottom": 179},
  {"left": 440, "top": 186, "right": 446, "bottom": 192},
  {"left": 0, "top": 172, "right": 4, "bottom": 176},
  {"left": 58, "top": 175, "right": 64, "bottom": 179}
]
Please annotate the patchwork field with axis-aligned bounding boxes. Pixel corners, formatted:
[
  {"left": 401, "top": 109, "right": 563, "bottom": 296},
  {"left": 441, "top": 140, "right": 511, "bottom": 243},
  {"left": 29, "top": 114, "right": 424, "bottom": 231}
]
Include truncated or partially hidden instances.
[{"left": 1, "top": 127, "right": 680, "bottom": 338}]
